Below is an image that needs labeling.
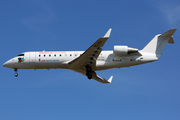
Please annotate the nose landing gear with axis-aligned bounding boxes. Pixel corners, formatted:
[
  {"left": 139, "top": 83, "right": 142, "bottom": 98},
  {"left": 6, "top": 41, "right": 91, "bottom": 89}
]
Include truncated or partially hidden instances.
[{"left": 14, "top": 68, "right": 18, "bottom": 77}]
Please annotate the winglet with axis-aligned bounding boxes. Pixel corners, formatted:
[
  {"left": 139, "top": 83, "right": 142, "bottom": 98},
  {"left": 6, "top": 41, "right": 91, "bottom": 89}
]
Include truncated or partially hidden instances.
[
  {"left": 107, "top": 76, "right": 113, "bottom": 83},
  {"left": 103, "top": 28, "right": 112, "bottom": 38}
]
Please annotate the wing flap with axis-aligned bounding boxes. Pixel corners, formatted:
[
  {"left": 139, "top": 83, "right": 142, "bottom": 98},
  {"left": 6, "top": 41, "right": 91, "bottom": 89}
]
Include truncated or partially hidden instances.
[{"left": 160, "top": 29, "right": 177, "bottom": 37}]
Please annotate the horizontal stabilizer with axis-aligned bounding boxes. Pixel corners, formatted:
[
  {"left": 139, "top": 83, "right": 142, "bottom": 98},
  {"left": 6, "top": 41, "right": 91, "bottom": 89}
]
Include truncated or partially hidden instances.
[
  {"left": 160, "top": 29, "right": 177, "bottom": 37},
  {"left": 168, "top": 37, "right": 175, "bottom": 44}
]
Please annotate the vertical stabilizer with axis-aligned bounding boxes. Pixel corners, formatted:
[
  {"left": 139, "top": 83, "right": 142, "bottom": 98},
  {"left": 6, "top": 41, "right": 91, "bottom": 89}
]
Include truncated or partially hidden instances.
[{"left": 142, "top": 29, "right": 177, "bottom": 54}]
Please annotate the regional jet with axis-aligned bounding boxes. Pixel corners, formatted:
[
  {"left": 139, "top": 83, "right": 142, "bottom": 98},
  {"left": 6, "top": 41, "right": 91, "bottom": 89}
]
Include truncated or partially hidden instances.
[{"left": 3, "top": 28, "right": 177, "bottom": 83}]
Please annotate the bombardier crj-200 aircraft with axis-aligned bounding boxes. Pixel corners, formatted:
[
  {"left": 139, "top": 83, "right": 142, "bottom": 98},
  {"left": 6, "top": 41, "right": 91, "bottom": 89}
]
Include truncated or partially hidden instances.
[{"left": 3, "top": 28, "right": 177, "bottom": 83}]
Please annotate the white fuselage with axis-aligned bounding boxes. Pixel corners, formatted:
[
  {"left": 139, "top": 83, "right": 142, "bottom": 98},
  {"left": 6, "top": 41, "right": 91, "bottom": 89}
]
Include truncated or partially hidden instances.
[
  {"left": 2, "top": 28, "right": 176, "bottom": 83},
  {"left": 4, "top": 50, "right": 159, "bottom": 71}
]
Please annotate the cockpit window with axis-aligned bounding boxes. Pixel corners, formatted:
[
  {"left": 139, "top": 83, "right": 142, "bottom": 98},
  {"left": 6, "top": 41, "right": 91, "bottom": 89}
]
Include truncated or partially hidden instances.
[{"left": 17, "top": 54, "right": 24, "bottom": 56}]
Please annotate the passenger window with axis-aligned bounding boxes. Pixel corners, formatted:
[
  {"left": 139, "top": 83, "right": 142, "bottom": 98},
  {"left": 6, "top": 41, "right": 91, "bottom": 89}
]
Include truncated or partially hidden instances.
[
  {"left": 54, "top": 54, "right": 56, "bottom": 57},
  {"left": 44, "top": 55, "right": 46, "bottom": 57},
  {"left": 60, "top": 54, "right": 61, "bottom": 57},
  {"left": 49, "top": 54, "right": 51, "bottom": 57},
  {"left": 39, "top": 55, "right": 41, "bottom": 57},
  {"left": 70, "top": 54, "right": 72, "bottom": 56}
]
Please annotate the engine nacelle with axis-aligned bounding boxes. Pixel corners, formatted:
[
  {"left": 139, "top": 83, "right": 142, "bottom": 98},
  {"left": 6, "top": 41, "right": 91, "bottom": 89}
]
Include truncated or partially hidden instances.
[{"left": 113, "top": 46, "right": 138, "bottom": 55}]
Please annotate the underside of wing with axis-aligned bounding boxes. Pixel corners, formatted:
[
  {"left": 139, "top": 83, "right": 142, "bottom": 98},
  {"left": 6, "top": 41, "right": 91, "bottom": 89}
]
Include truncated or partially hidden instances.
[
  {"left": 68, "top": 28, "right": 113, "bottom": 83},
  {"left": 71, "top": 69, "right": 113, "bottom": 83},
  {"left": 68, "top": 28, "right": 112, "bottom": 70},
  {"left": 91, "top": 71, "right": 113, "bottom": 83}
]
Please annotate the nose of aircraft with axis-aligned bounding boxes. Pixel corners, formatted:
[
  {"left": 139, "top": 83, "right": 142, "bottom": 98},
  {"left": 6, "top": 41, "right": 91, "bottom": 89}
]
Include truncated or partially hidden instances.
[{"left": 3, "top": 59, "right": 15, "bottom": 68}]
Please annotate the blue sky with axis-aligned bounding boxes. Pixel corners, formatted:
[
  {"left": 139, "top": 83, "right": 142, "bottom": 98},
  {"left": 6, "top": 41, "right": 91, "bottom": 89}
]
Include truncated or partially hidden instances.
[{"left": 1, "top": 0, "right": 180, "bottom": 120}]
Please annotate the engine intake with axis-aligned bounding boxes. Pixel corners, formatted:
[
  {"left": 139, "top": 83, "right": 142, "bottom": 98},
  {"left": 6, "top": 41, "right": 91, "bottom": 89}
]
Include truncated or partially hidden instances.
[{"left": 113, "top": 46, "right": 138, "bottom": 55}]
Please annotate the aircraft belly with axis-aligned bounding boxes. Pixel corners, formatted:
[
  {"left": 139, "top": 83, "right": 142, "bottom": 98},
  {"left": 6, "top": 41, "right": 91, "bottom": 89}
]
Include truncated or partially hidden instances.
[{"left": 95, "top": 61, "right": 113, "bottom": 70}]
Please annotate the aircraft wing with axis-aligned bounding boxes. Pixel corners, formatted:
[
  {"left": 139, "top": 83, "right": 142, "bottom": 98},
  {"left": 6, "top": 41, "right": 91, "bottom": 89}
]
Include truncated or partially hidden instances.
[
  {"left": 68, "top": 28, "right": 113, "bottom": 83},
  {"left": 71, "top": 69, "right": 113, "bottom": 83},
  {"left": 68, "top": 28, "right": 112, "bottom": 69}
]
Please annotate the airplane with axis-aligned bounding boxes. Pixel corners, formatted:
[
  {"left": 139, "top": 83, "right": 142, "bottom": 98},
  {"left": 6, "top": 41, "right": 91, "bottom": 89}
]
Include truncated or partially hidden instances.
[{"left": 3, "top": 28, "right": 177, "bottom": 83}]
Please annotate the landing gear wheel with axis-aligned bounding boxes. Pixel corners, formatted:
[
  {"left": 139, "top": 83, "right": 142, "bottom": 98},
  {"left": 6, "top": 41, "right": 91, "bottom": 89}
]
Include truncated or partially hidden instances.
[
  {"left": 86, "top": 67, "right": 92, "bottom": 72},
  {"left": 15, "top": 73, "right": 18, "bottom": 77},
  {"left": 14, "top": 68, "right": 18, "bottom": 77},
  {"left": 87, "top": 74, "right": 92, "bottom": 79},
  {"left": 85, "top": 65, "right": 93, "bottom": 79},
  {"left": 85, "top": 65, "right": 92, "bottom": 71}
]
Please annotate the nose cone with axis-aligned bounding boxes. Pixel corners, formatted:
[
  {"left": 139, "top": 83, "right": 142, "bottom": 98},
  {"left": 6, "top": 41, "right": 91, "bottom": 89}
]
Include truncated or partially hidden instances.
[{"left": 3, "top": 59, "right": 14, "bottom": 68}]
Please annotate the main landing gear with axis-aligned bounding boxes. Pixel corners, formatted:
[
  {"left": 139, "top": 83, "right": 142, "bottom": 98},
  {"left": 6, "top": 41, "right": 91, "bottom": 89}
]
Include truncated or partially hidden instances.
[
  {"left": 14, "top": 68, "right": 18, "bottom": 77},
  {"left": 85, "top": 65, "right": 92, "bottom": 79}
]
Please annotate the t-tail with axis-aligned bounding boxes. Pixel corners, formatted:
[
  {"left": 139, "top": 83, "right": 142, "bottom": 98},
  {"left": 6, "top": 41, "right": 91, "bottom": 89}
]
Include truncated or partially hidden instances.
[{"left": 141, "top": 29, "right": 177, "bottom": 57}]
